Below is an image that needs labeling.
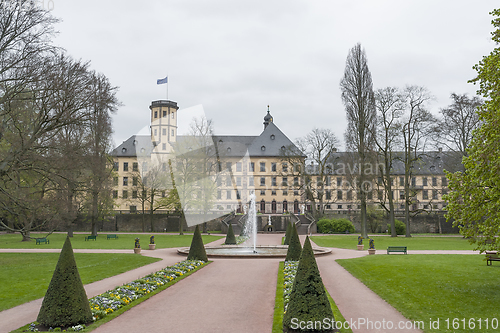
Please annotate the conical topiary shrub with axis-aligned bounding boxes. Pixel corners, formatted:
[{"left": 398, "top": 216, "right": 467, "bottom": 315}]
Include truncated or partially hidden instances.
[
  {"left": 187, "top": 225, "right": 208, "bottom": 261},
  {"left": 224, "top": 224, "right": 237, "bottom": 245},
  {"left": 285, "top": 223, "right": 302, "bottom": 261},
  {"left": 37, "top": 236, "right": 93, "bottom": 328},
  {"left": 283, "top": 236, "right": 335, "bottom": 333},
  {"left": 284, "top": 221, "right": 292, "bottom": 245}
]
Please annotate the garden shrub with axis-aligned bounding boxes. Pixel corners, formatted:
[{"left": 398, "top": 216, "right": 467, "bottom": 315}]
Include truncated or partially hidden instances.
[
  {"left": 317, "top": 218, "right": 355, "bottom": 234},
  {"left": 187, "top": 225, "right": 208, "bottom": 261},
  {"left": 283, "top": 237, "right": 335, "bottom": 333},
  {"left": 317, "top": 219, "right": 334, "bottom": 233},
  {"left": 388, "top": 219, "right": 406, "bottom": 235},
  {"left": 37, "top": 236, "right": 93, "bottom": 328},
  {"left": 224, "top": 224, "right": 237, "bottom": 245},
  {"left": 285, "top": 223, "right": 302, "bottom": 261}
]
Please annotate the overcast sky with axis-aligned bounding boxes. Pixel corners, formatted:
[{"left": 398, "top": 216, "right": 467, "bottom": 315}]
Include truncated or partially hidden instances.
[{"left": 51, "top": 0, "right": 498, "bottom": 149}]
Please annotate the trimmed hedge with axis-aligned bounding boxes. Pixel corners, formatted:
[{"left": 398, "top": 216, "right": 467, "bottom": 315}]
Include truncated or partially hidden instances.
[
  {"left": 37, "top": 236, "right": 93, "bottom": 328},
  {"left": 284, "top": 221, "right": 292, "bottom": 245},
  {"left": 187, "top": 225, "right": 208, "bottom": 262},
  {"left": 285, "top": 223, "right": 302, "bottom": 261},
  {"left": 283, "top": 237, "right": 335, "bottom": 332},
  {"left": 224, "top": 224, "right": 237, "bottom": 245},
  {"left": 317, "top": 218, "right": 355, "bottom": 234},
  {"left": 388, "top": 219, "right": 406, "bottom": 235}
]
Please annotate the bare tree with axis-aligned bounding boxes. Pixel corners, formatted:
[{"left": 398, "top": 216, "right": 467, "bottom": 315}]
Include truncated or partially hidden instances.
[
  {"left": 374, "top": 87, "right": 404, "bottom": 237},
  {"left": 340, "top": 43, "right": 376, "bottom": 238},
  {"left": 436, "top": 93, "right": 482, "bottom": 157},
  {"left": 399, "top": 85, "right": 435, "bottom": 237}
]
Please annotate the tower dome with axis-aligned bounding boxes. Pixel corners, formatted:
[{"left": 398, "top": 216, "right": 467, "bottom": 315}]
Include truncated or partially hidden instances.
[{"left": 263, "top": 105, "right": 273, "bottom": 129}]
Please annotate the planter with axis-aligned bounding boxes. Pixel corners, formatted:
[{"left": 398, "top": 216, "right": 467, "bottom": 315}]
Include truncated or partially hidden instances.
[
  {"left": 357, "top": 244, "right": 364, "bottom": 251},
  {"left": 134, "top": 248, "right": 141, "bottom": 254},
  {"left": 368, "top": 249, "right": 376, "bottom": 255},
  {"left": 149, "top": 244, "right": 156, "bottom": 250}
]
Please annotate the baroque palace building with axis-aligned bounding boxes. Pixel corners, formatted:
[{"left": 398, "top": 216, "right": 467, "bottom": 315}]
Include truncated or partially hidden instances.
[{"left": 111, "top": 99, "right": 457, "bottom": 218}]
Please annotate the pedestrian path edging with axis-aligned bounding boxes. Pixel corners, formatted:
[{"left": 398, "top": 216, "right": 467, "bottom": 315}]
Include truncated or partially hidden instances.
[{"left": 13, "top": 260, "right": 211, "bottom": 333}]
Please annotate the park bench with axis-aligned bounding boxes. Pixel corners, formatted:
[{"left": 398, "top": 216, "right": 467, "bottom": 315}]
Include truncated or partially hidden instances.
[
  {"left": 387, "top": 246, "right": 407, "bottom": 255},
  {"left": 486, "top": 251, "right": 500, "bottom": 266},
  {"left": 85, "top": 235, "right": 97, "bottom": 241},
  {"left": 35, "top": 237, "right": 49, "bottom": 245},
  {"left": 106, "top": 234, "right": 118, "bottom": 240}
]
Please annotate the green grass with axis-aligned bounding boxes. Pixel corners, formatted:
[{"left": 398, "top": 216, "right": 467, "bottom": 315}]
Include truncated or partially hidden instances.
[
  {"left": 311, "top": 234, "right": 474, "bottom": 250},
  {"left": 11, "top": 261, "right": 211, "bottom": 333},
  {"left": 0, "top": 253, "right": 161, "bottom": 312},
  {"left": 338, "top": 255, "right": 500, "bottom": 333},
  {"left": 0, "top": 233, "right": 223, "bottom": 249},
  {"left": 272, "top": 261, "right": 352, "bottom": 333}
]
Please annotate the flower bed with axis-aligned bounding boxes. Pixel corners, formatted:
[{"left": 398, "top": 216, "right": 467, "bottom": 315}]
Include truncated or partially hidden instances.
[
  {"left": 26, "top": 260, "right": 206, "bottom": 332},
  {"left": 283, "top": 260, "right": 298, "bottom": 314}
]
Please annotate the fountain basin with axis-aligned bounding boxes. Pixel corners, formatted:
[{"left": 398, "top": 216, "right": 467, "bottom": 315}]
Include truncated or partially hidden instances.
[{"left": 177, "top": 245, "right": 332, "bottom": 258}]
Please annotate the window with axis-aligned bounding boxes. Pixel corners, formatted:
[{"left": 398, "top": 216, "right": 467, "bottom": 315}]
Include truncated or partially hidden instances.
[
  {"left": 217, "top": 190, "right": 222, "bottom": 199},
  {"left": 400, "top": 177, "right": 404, "bottom": 186},
  {"left": 432, "top": 177, "right": 437, "bottom": 186},
  {"left": 283, "top": 190, "right": 288, "bottom": 196},
  {"left": 132, "top": 177, "right": 138, "bottom": 186},
  {"left": 226, "top": 162, "right": 232, "bottom": 170},
  {"left": 236, "top": 162, "right": 242, "bottom": 172},
  {"left": 367, "top": 191, "right": 373, "bottom": 200},
  {"left": 442, "top": 189, "right": 448, "bottom": 196},
  {"left": 113, "top": 177, "right": 118, "bottom": 186},
  {"left": 162, "top": 128, "right": 166, "bottom": 136},
  {"left": 294, "top": 164, "right": 301, "bottom": 172},
  {"left": 282, "top": 163, "right": 288, "bottom": 172},
  {"left": 272, "top": 177, "right": 277, "bottom": 186},
  {"left": 113, "top": 190, "right": 118, "bottom": 198},
  {"left": 123, "top": 177, "right": 128, "bottom": 186},
  {"left": 154, "top": 129, "right": 157, "bottom": 136},
  {"left": 325, "top": 176, "right": 330, "bottom": 186},
  {"left": 162, "top": 143, "right": 166, "bottom": 150},
  {"left": 422, "top": 190, "right": 428, "bottom": 200},
  {"left": 422, "top": 177, "right": 428, "bottom": 186},
  {"left": 172, "top": 112, "right": 174, "bottom": 119},
  {"left": 113, "top": 162, "right": 119, "bottom": 171},
  {"left": 411, "top": 177, "right": 416, "bottom": 187},
  {"left": 260, "top": 177, "right": 266, "bottom": 186},
  {"left": 294, "top": 190, "right": 299, "bottom": 196},
  {"left": 282, "top": 177, "right": 288, "bottom": 187},
  {"left": 432, "top": 190, "right": 438, "bottom": 200},
  {"left": 337, "top": 177, "right": 342, "bottom": 187},
  {"left": 249, "top": 177, "right": 254, "bottom": 186},
  {"left": 260, "top": 190, "right": 266, "bottom": 196},
  {"left": 400, "top": 190, "right": 405, "bottom": 200},
  {"left": 249, "top": 162, "right": 255, "bottom": 172},
  {"left": 326, "top": 190, "right": 331, "bottom": 200},
  {"left": 133, "top": 162, "right": 138, "bottom": 172},
  {"left": 337, "top": 205, "right": 343, "bottom": 209},
  {"left": 132, "top": 190, "right": 138, "bottom": 199},
  {"left": 260, "top": 162, "right": 266, "bottom": 172},
  {"left": 217, "top": 178, "right": 222, "bottom": 187},
  {"left": 294, "top": 177, "right": 299, "bottom": 186},
  {"left": 130, "top": 206, "right": 137, "bottom": 213},
  {"left": 123, "top": 162, "right": 128, "bottom": 172},
  {"left": 163, "top": 110, "right": 167, "bottom": 117},
  {"left": 271, "top": 190, "right": 276, "bottom": 196},
  {"left": 226, "top": 190, "right": 232, "bottom": 199},
  {"left": 122, "top": 190, "right": 128, "bottom": 199},
  {"left": 347, "top": 190, "right": 352, "bottom": 200},
  {"left": 236, "top": 177, "right": 242, "bottom": 187},
  {"left": 378, "top": 190, "right": 383, "bottom": 200},
  {"left": 271, "top": 163, "right": 277, "bottom": 172},
  {"left": 236, "top": 191, "right": 241, "bottom": 200},
  {"left": 337, "top": 190, "right": 343, "bottom": 200},
  {"left": 171, "top": 129, "right": 174, "bottom": 137},
  {"left": 441, "top": 177, "right": 448, "bottom": 186},
  {"left": 154, "top": 111, "right": 158, "bottom": 118},
  {"left": 226, "top": 176, "right": 232, "bottom": 186}
]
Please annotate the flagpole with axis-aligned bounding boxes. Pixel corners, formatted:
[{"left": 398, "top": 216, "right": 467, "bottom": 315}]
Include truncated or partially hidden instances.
[{"left": 166, "top": 73, "right": 169, "bottom": 100}]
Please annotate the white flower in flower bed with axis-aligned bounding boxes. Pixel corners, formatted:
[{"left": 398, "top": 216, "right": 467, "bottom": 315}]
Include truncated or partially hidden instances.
[{"left": 283, "top": 261, "right": 299, "bottom": 313}]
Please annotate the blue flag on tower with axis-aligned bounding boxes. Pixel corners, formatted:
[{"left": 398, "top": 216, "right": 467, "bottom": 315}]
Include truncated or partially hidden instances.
[{"left": 157, "top": 76, "right": 168, "bottom": 85}]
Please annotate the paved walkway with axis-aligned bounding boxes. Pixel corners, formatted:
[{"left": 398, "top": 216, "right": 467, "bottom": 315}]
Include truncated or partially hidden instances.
[{"left": 0, "top": 234, "right": 482, "bottom": 333}]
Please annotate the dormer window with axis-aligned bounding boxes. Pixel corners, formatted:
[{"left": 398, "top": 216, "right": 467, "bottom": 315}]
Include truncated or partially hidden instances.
[
  {"left": 121, "top": 148, "right": 127, "bottom": 153},
  {"left": 270, "top": 134, "right": 275, "bottom": 140},
  {"left": 261, "top": 146, "right": 266, "bottom": 151}
]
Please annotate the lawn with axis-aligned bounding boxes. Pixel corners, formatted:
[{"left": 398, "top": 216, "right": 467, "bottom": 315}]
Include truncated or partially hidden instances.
[
  {"left": 0, "top": 253, "right": 161, "bottom": 311},
  {"left": 338, "top": 255, "right": 500, "bottom": 333},
  {"left": 311, "top": 234, "right": 474, "bottom": 250},
  {"left": 0, "top": 232, "right": 223, "bottom": 249}
]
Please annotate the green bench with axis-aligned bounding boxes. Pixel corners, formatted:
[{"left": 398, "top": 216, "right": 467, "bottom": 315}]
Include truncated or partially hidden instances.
[
  {"left": 35, "top": 238, "right": 49, "bottom": 245},
  {"left": 486, "top": 251, "right": 500, "bottom": 266},
  {"left": 106, "top": 234, "right": 118, "bottom": 240},
  {"left": 85, "top": 235, "right": 97, "bottom": 241},
  {"left": 387, "top": 246, "right": 407, "bottom": 254}
]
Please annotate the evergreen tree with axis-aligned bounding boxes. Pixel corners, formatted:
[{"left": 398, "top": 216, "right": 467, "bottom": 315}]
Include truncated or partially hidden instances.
[
  {"left": 224, "top": 223, "right": 237, "bottom": 245},
  {"left": 283, "top": 237, "right": 335, "bottom": 333},
  {"left": 37, "top": 236, "right": 93, "bottom": 328},
  {"left": 285, "top": 223, "right": 302, "bottom": 261},
  {"left": 187, "top": 225, "right": 208, "bottom": 261},
  {"left": 284, "top": 221, "right": 292, "bottom": 245}
]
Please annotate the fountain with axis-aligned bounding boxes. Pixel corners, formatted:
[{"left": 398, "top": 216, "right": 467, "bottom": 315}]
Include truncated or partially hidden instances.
[{"left": 177, "top": 195, "right": 331, "bottom": 258}]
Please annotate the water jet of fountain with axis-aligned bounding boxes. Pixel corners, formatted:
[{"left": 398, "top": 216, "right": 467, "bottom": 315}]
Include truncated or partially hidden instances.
[{"left": 243, "top": 194, "right": 258, "bottom": 253}]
